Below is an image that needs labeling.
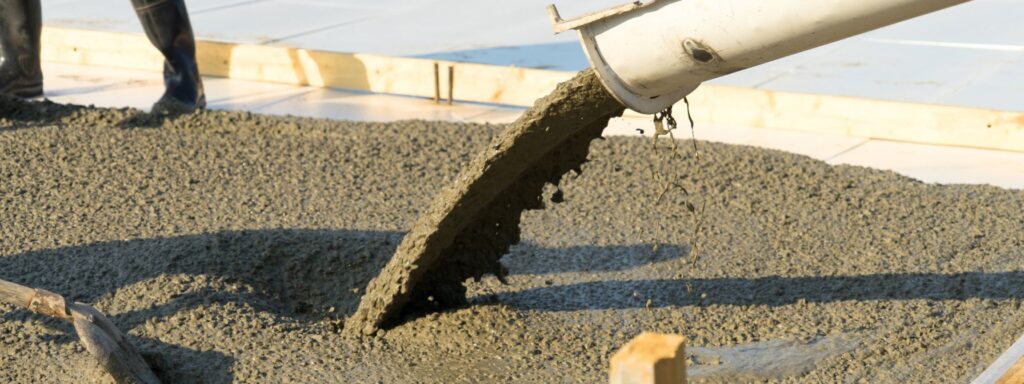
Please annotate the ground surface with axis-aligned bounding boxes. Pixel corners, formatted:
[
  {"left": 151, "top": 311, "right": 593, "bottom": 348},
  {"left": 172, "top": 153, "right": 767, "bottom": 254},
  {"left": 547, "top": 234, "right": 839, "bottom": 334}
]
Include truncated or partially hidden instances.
[{"left": 1, "top": 99, "right": 1023, "bottom": 383}]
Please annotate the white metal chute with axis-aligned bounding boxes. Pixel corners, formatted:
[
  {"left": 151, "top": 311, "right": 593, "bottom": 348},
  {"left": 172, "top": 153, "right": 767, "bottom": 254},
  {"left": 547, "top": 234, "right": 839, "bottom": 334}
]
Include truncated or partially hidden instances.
[{"left": 550, "top": 0, "right": 971, "bottom": 114}]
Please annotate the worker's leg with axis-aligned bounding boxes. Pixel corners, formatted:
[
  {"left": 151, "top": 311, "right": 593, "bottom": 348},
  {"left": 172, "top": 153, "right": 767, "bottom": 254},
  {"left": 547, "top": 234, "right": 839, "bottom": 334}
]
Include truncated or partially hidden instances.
[
  {"left": 131, "top": 0, "right": 205, "bottom": 112},
  {"left": 0, "top": 0, "right": 43, "bottom": 98}
]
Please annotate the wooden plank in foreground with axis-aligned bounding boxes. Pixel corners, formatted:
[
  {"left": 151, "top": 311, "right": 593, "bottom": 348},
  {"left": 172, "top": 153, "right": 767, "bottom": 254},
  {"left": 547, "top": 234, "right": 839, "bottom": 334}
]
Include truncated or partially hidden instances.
[{"left": 610, "top": 332, "right": 687, "bottom": 384}]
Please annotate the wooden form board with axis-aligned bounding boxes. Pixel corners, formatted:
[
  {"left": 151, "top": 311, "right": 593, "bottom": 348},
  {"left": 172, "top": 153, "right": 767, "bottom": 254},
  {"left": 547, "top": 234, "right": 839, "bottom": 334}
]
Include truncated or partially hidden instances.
[
  {"left": 999, "top": 358, "right": 1024, "bottom": 384},
  {"left": 677, "top": 85, "right": 1024, "bottom": 153},
  {"left": 40, "top": 27, "right": 1024, "bottom": 152},
  {"left": 975, "top": 333, "right": 1024, "bottom": 384},
  {"left": 39, "top": 27, "right": 572, "bottom": 107}
]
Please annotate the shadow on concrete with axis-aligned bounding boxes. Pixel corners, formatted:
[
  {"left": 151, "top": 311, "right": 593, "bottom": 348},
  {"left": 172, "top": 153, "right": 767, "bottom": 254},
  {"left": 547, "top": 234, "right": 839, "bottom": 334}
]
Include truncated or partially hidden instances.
[
  {"left": 5, "top": 227, "right": 1020, "bottom": 380},
  {"left": 0, "top": 94, "right": 82, "bottom": 130},
  {"left": 504, "top": 242, "right": 690, "bottom": 274},
  {"left": 0, "top": 228, "right": 402, "bottom": 382},
  {"left": 493, "top": 271, "right": 1024, "bottom": 312}
]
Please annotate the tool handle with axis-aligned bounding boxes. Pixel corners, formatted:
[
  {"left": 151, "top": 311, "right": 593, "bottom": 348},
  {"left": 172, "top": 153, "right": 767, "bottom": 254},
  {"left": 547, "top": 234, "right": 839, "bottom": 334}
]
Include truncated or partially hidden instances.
[{"left": 0, "top": 278, "right": 36, "bottom": 308}]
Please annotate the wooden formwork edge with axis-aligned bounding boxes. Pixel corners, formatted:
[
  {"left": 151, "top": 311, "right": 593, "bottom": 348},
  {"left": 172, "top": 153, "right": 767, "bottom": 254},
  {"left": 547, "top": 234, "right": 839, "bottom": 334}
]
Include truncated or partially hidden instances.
[
  {"left": 40, "top": 26, "right": 1024, "bottom": 153},
  {"left": 974, "top": 333, "right": 1024, "bottom": 384},
  {"left": 39, "top": 26, "right": 572, "bottom": 108}
]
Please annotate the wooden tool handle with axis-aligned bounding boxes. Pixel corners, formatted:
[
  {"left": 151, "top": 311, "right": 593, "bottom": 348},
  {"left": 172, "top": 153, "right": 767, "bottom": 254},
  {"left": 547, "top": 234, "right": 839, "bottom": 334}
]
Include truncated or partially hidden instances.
[
  {"left": 0, "top": 279, "right": 72, "bottom": 320},
  {"left": 0, "top": 278, "right": 36, "bottom": 308}
]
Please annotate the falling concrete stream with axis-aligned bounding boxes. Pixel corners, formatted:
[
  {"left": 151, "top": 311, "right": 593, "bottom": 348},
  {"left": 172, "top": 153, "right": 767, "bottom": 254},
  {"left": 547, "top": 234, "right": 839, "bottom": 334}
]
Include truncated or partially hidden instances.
[{"left": 346, "top": 69, "right": 625, "bottom": 333}]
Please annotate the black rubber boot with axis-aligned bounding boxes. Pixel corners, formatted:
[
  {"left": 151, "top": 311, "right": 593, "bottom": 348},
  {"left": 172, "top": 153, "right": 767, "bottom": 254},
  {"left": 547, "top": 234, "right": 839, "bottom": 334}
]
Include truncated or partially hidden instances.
[
  {"left": 0, "top": 0, "right": 43, "bottom": 98},
  {"left": 132, "top": 0, "right": 205, "bottom": 113}
]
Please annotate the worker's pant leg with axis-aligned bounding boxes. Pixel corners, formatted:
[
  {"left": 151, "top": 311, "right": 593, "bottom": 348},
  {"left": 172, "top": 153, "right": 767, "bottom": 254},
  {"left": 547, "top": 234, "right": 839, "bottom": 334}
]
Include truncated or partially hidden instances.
[
  {"left": 0, "top": 0, "right": 42, "bottom": 97},
  {"left": 131, "top": 0, "right": 205, "bottom": 111}
]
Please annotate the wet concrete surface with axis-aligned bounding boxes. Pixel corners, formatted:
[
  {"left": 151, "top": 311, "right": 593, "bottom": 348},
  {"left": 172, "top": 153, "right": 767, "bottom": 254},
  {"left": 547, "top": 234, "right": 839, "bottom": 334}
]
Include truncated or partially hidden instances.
[{"left": 1, "top": 96, "right": 1023, "bottom": 382}]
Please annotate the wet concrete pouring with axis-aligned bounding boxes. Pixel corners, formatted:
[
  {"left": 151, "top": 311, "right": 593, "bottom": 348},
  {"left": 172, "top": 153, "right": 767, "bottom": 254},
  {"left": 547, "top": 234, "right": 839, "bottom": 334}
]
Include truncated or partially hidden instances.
[
  {"left": 348, "top": 70, "right": 624, "bottom": 334},
  {"left": 1, "top": 71, "right": 1023, "bottom": 382}
]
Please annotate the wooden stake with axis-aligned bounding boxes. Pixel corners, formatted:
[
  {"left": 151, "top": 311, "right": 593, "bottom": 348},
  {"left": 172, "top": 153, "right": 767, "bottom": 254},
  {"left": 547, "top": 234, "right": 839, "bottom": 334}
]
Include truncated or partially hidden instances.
[
  {"left": 0, "top": 279, "right": 161, "bottom": 384},
  {"left": 448, "top": 65, "right": 455, "bottom": 105},
  {"left": 610, "top": 332, "right": 687, "bottom": 384},
  {"left": 433, "top": 62, "right": 441, "bottom": 104}
]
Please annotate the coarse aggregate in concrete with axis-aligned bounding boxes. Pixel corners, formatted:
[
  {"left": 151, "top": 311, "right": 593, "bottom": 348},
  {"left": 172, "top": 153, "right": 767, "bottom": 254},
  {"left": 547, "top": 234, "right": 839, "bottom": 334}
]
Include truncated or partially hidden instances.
[{"left": 1, "top": 96, "right": 1023, "bottom": 383}]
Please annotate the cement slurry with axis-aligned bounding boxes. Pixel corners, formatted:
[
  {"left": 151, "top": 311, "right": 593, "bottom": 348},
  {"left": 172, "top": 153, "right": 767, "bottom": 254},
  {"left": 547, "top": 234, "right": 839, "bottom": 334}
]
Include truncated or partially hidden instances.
[{"left": 1, "top": 96, "right": 1023, "bottom": 382}]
